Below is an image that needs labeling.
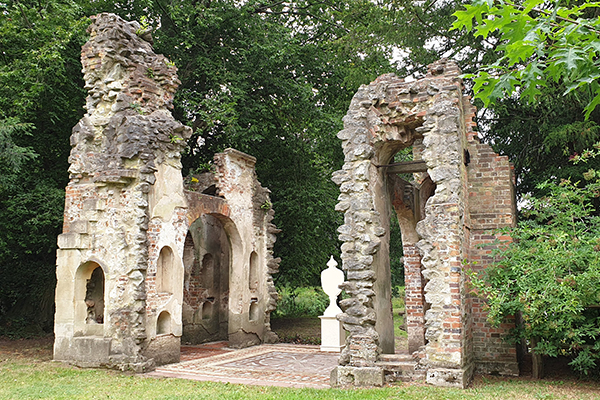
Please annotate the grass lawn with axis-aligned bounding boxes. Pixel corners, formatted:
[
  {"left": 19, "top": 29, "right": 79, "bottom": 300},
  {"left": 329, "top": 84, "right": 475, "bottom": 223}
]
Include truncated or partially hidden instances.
[{"left": 1, "top": 338, "right": 600, "bottom": 399}]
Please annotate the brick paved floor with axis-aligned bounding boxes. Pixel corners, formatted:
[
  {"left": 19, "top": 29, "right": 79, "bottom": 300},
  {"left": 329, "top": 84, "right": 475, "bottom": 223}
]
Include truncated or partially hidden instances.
[{"left": 145, "top": 343, "right": 339, "bottom": 389}]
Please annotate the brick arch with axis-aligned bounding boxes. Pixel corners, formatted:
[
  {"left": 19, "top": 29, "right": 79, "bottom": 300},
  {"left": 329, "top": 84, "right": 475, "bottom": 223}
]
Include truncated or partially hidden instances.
[{"left": 184, "top": 191, "right": 230, "bottom": 225}]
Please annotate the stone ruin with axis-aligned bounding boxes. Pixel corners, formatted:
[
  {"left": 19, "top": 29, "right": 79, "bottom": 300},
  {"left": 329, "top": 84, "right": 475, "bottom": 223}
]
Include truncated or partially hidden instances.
[
  {"left": 54, "top": 13, "right": 519, "bottom": 388},
  {"left": 54, "top": 13, "right": 279, "bottom": 371},
  {"left": 331, "top": 59, "right": 518, "bottom": 387}
]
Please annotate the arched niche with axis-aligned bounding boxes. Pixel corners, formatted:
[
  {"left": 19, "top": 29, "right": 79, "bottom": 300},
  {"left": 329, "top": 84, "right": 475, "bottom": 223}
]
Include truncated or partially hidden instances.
[
  {"left": 182, "top": 232, "right": 196, "bottom": 291},
  {"left": 249, "top": 251, "right": 258, "bottom": 290},
  {"left": 157, "top": 246, "right": 175, "bottom": 294},
  {"left": 249, "top": 299, "right": 259, "bottom": 322},
  {"left": 74, "top": 261, "right": 105, "bottom": 336},
  {"left": 182, "top": 213, "right": 240, "bottom": 344},
  {"left": 156, "top": 311, "right": 172, "bottom": 335}
]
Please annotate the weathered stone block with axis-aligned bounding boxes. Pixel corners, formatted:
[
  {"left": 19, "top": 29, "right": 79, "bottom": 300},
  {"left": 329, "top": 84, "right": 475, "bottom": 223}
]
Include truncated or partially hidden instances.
[
  {"left": 331, "top": 366, "right": 385, "bottom": 387},
  {"left": 426, "top": 366, "right": 473, "bottom": 388},
  {"left": 57, "top": 233, "right": 82, "bottom": 249}
]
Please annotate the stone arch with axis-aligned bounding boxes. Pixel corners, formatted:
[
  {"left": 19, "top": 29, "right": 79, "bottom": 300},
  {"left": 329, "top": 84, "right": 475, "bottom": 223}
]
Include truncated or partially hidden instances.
[
  {"left": 74, "top": 261, "right": 105, "bottom": 336},
  {"left": 182, "top": 211, "right": 247, "bottom": 345},
  {"left": 332, "top": 61, "right": 480, "bottom": 387}
]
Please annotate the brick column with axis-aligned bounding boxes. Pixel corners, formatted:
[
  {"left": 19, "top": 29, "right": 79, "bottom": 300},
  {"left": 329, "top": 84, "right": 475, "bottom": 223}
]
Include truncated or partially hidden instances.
[{"left": 403, "top": 244, "right": 425, "bottom": 353}]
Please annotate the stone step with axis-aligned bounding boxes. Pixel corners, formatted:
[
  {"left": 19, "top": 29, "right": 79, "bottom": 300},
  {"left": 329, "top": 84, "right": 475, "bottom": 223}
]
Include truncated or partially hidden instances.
[{"left": 377, "top": 354, "right": 426, "bottom": 383}]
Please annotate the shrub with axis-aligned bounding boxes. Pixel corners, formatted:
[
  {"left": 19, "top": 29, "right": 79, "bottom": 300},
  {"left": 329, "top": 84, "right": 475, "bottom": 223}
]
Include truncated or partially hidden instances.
[
  {"left": 471, "top": 177, "right": 600, "bottom": 376},
  {"left": 272, "top": 286, "right": 329, "bottom": 318}
]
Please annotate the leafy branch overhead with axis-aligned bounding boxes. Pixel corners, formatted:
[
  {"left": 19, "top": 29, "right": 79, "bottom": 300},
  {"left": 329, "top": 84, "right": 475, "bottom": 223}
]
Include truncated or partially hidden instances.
[{"left": 452, "top": 0, "right": 600, "bottom": 118}]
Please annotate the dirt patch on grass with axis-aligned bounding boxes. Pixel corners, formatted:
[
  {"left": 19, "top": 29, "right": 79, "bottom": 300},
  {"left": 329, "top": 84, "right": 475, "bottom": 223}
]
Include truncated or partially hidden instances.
[
  {"left": 270, "top": 317, "right": 321, "bottom": 345},
  {"left": 0, "top": 335, "right": 54, "bottom": 362}
]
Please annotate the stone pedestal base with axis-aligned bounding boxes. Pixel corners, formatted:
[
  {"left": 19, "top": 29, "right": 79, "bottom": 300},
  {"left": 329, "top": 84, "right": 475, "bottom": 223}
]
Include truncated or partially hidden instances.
[
  {"left": 54, "top": 336, "right": 111, "bottom": 367},
  {"left": 319, "top": 315, "right": 344, "bottom": 352},
  {"left": 331, "top": 366, "right": 384, "bottom": 387}
]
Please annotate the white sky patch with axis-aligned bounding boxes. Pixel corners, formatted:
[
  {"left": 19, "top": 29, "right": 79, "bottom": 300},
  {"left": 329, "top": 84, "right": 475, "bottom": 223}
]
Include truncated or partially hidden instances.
[{"left": 391, "top": 47, "right": 416, "bottom": 82}]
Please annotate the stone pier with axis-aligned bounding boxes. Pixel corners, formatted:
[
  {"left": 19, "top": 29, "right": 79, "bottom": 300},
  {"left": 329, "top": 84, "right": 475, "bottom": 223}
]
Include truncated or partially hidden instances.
[{"left": 331, "top": 59, "right": 518, "bottom": 387}]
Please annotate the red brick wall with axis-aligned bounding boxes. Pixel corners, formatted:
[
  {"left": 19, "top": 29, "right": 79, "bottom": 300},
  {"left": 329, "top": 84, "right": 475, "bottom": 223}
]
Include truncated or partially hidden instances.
[{"left": 467, "top": 133, "right": 519, "bottom": 374}]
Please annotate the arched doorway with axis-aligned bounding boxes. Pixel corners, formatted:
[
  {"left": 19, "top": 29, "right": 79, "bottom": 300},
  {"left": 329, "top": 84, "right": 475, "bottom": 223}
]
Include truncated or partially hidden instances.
[
  {"left": 369, "top": 137, "right": 434, "bottom": 355},
  {"left": 182, "top": 214, "right": 231, "bottom": 344}
]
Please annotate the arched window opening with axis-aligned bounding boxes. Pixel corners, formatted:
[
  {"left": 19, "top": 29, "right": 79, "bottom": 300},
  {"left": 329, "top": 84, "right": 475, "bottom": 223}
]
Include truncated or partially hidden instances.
[
  {"left": 249, "top": 251, "right": 258, "bottom": 290},
  {"left": 85, "top": 266, "right": 105, "bottom": 324},
  {"left": 157, "top": 246, "right": 174, "bottom": 294},
  {"left": 249, "top": 299, "right": 259, "bottom": 322}
]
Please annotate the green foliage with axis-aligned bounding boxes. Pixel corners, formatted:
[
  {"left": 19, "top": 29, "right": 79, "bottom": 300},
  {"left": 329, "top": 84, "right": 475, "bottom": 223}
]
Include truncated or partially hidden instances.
[
  {"left": 470, "top": 176, "right": 600, "bottom": 375},
  {"left": 392, "top": 286, "right": 407, "bottom": 340},
  {"left": 0, "top": 0, "right": 88, "bottom": 333},
  {"left": 389, "top": 215, "right": 405, "bottom": 296},
  {"left": 272, "top": 286, "right": 329, "bottom": 318},
  {"left": 452, "top": 0, "right": 600, "bottom": 119},
  {"left": 0, "top": 317, "right": 45, "bottom": 339},
  {"left": 0, "top": 118, "right": 37, "bottom": 192},
  {"left": 479, "top": 84, "right": 600, "bottom": 197}
]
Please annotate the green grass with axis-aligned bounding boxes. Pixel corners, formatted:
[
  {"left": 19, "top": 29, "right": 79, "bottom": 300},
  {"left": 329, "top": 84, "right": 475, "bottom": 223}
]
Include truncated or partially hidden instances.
[
  {"left": 2, "top": 358, "right": 600, "bottom": 399},
  {"left": 392, "top": 287, "right": 408, "bottom": 352},
  {"left": 392, "top": 292, "right": 407, "bottom": 341},
  {"left": 1, "top": 337, "right": 600, "bottom": 399}
]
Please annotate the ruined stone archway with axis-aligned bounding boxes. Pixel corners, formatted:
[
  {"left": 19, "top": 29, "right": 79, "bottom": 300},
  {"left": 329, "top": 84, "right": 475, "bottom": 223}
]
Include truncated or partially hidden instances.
[
  {"left": 182, "top": 213, "right": 240, "bottom": 345},
  {"left": 332, "top": 60, "right": 519, "bottom": 388}
]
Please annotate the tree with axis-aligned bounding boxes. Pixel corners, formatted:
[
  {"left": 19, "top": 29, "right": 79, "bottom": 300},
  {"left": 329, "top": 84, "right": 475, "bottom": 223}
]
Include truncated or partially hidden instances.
[
  {"left": 453, "top": 0, "right": 600, "bottom": 118},
  {"left": 0, "top": 119, "right": 37, "bottom": 192},
  {"left": 471, "top": 175, "right": 600, "bottom": 375},
  {"left": 0, "top": 0, "right": 88, "bottom": 333},
  {"left": 479, "top": 84, "right": 600, "bottom": 196}
]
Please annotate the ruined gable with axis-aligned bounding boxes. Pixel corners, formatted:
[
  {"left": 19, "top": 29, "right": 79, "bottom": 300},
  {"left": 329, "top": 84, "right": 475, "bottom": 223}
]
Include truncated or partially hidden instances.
[
  {"left": 55, "top": 13, "right": 279, "bottom": 371},
  {"left": 331, "top": 59, "right": 518, "bottom": 387}
]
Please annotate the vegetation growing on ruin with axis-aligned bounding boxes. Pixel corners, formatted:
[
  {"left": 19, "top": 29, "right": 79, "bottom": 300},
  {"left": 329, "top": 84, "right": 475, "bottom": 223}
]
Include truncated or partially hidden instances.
[
  {"left": 471, "top": 176, "right": 600, "bottom": 376},
  {"left": 453, "top": 0, "right": 600, "bottom": 376}
]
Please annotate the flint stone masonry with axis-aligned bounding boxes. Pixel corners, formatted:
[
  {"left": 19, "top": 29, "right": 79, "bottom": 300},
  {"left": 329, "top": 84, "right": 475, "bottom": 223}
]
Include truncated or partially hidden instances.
[
  {"left": 54, "top": 13, "right": 279, "bottom": 371},
  {"left": 331, "top": 59, "right": 518, "bottom": 388}
]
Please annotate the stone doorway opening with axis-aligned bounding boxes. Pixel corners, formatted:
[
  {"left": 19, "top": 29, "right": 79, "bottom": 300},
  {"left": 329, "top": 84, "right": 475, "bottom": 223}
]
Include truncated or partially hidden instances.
[
  {"left": 372, "top": 138, "right": 435, "bottom": 356},
  {"left": 388, "top": 152, "right": 436, "bottom": 355},
  {"left": 182, "top": 214, "right": 232, "bottom": 345}
]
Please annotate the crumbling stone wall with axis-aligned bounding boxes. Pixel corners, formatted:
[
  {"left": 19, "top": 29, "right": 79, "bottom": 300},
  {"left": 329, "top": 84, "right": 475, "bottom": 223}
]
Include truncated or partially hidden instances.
[
  {"left": 55, "top": 13, "right": 190, "bottom": 371},
  {"left": 331, "top": 59, "right": 518, "bottom": 387},
  {"left": 55, "top": 13, "right": 279, "bottom": 371},
  {"left": 183, "top": 149, "right": 280, "bottom": 347}
]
